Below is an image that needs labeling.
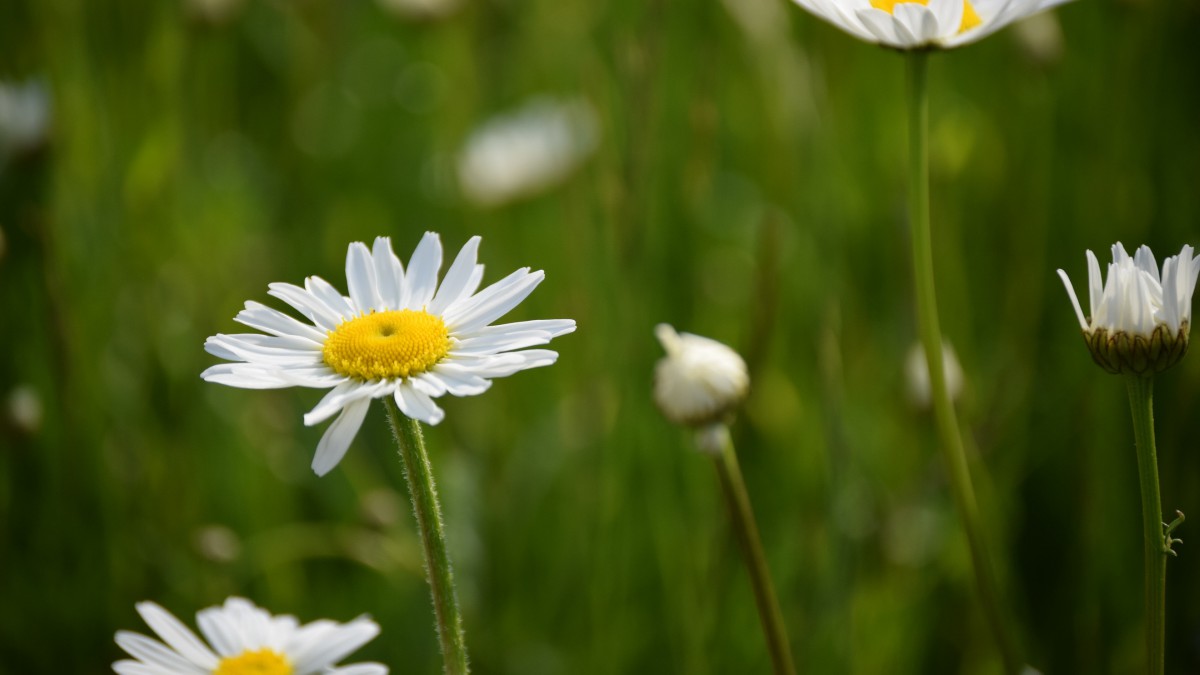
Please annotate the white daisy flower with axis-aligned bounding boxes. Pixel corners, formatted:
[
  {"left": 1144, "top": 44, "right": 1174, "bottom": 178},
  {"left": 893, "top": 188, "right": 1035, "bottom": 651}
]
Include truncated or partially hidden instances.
[
  {"left": 457, "top": 97, "right": 598, "bottom": 208},
  {"left": 1057, "top": 242, "right": 1198, "bottom": 375},
  {"left": 653, "top": 324, "right": 749, "bottom": 428},
  {"left": 203, "top": 233, "right": 575, "bottom": 475},
  {"left": 789, "top": 0, "right": 1072, "bottom": 50},
  {"left": 113, "top": 597, "right": 386, "bottom": 675}
]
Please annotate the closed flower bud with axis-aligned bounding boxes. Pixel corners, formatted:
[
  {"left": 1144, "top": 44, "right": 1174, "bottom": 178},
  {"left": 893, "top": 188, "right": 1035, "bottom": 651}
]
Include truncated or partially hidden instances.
[{"left": 653, "top": 324, "right": 749, "bottom": 427}]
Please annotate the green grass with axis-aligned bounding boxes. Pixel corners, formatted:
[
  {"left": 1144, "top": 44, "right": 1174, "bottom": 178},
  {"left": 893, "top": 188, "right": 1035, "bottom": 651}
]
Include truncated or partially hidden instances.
[{"left": 3, "top": 0, "right": 1200, "bottom": 672}]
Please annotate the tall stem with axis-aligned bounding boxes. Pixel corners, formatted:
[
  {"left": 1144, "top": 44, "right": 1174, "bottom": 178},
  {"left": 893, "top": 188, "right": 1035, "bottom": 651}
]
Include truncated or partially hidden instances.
[
  {"left": 384, "top": 399, "right": 470, "bottom": 675},
  {"left": 906, "top": 50, "right": 1019, "bottom": 674},
  {"left": 708, "top": 426, "right": 798, "bottom": 675},
  {"left": 1125, "top": 374, "right": 1167, "bottom": 675}
]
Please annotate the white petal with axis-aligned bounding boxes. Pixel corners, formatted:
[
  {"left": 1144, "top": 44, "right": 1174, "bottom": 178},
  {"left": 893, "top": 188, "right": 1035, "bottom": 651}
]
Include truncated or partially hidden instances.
[
  {"left": 201, "top": 364, "right": 296, "bottom": 389},
  {"left": 892, "top": 4, "right": 939, "bottom": 44},
  {"left": 1086, "top": 249, "right": 1103, "bottom": 319},
  {"left": 464, "top": 318, "right": 577, "bottom": 339},
  {"left": 205, "top": 334, "right": 324, "bottom": 366},
  {"left": 1134, "top": 245, "right": 1160, "bottom": 282},
  {"left": 1056, "top": 269, "right": 1087, "bottom": 331},
  {"left": 305, "top": 276, "right": 356, "bottom": 322},
  {"left": 394, "top": 384, "right": 445, "bottom": 425},
  {"left": 372, "top": 237, "right": 405, "bottom": 310},
  {"left": 196, "top": 606, "right": 241, "bottom": 657},
  {"left": 135, "top": 602, "right": 219, "bottom": 670},
  {"left": 926, "top": 0, "right": 964, "bottom": 39},
  {"left": 1161, "top": 257, "right": 1179, "bottom": 332},
  {"left": 113, "top": 660, "right": 177, "bottom": 675},
  {"left": 304, "top": 381, "right": 366, "bottom": 426},
  {"left": 403, "top": 232, "right": 443, "bottom": 310},
  {"left": 445, "top": 270, "right": 545, "bottom": 333},
  {"left": 346, "top": 242, "right": 382, "bottom": 314},
  {"left": 267, "top": 283, "right": 341, "bottom": 332},
  {"left": 312, "top": 397, "right": 372, "bottom": 476},
  {"left": 235, "top": 301, "right": 327, "bottom": 344},
  {"left": 288, "top": 618, "right": 380, "bottom": 673},
  {"left": 429, "top": 236, "right": 482, "bottom": 315},
  {"left": 327, "top": 664, "right": 389, "bottom": 675},
  {"left": 114, "top": 632, "right": 207, "bottom": 673},
  {"left": 428, "top": 365, "right": 493, "bottom": 396},
  {"left": 856, "top": 9, "right": 903, "bottom": 44}
]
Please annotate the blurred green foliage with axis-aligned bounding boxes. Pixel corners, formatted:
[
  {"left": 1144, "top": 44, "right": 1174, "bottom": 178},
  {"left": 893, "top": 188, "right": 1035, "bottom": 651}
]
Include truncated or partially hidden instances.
[{"left": 3, "top": 0, "right": 1200, "bottom": 673}]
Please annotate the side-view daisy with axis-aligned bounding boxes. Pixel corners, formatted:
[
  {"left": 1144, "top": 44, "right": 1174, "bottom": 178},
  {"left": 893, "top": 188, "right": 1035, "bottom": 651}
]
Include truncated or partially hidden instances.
[
  {"left": 113, "top": 596, "right": 386, "bottom": 675},
  {"left": 789, "top": 0, "right": 1072, "bottom": 50},
  {"left": 203, "top": 232, "right": 575, "bottom": 475},
  {"left": 1057, "top": 242, "right": 1198, "bottom": 375}
]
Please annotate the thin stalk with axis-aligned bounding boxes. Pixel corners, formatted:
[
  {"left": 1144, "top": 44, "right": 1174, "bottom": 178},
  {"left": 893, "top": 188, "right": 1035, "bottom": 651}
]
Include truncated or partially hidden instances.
[
  {"left": 708, "top": 426, "right": 798, "bottom": 675},
  {"left": 1124, "top": 374, "right": 1167, "bottom": 675},
  {"left": 906, "top": 50, "right": 1019, "bottom": 674},
  {"left": 384, "top": 399, "right": 469, "bottom": 675}
]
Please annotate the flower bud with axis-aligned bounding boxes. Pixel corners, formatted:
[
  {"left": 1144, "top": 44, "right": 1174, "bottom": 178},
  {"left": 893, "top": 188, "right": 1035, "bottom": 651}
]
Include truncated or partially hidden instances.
[{"left": 653, "top": 324, "right": 749, "bottom": 427}]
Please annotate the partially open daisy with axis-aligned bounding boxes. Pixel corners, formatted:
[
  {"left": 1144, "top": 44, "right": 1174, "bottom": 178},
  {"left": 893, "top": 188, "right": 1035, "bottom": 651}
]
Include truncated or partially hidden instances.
[
  {"left": 203, "top": 232, "right": 575, "bottom": 475},
  {"left": 113, "top": 597, "right": 386, "bottom": 675},
  {"left": 789, "top": 0, "right": 1072, "bottom": 50},
  {"left": 1058, "top": 242, "right": 1198, "bottom": 375}
]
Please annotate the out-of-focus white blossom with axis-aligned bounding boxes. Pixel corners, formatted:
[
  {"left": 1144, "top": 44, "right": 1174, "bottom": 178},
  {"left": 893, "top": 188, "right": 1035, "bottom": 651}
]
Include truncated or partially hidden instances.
[
  {"left": 457, "top": 97, "right": 598, "bottom": 208},
  {"left": 377, "top": 0, "right": 461, "bottom": 20},
  {"left": 904, "top": 341, "right": 963, "bottom": 408},
  {"left": 0, "top": 79, "right": 51, "bottom": 163}
]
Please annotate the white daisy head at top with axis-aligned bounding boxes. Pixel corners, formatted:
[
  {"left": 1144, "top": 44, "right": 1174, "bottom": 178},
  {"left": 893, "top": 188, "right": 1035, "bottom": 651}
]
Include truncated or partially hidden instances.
[
  {"left": 789, "top": 0, "right": 1072, "bottom": 50},
  {"left": 653, "top": 324, "right": 750, "bottom": 430},
  {"left": 113, "top": 596, "right": 386, "bottom": 675},
  {"left": 202, "top": 232, "right": 576, "bottom": 475},
  {"left": 1057, "top": 242, "right": 1198, "bottom": 375}
]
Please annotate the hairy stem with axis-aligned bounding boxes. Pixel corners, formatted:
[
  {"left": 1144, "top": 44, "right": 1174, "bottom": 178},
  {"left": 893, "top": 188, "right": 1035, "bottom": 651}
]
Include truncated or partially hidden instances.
[{"left": 385, "top": 399, "right": 470, "bottom": 675}]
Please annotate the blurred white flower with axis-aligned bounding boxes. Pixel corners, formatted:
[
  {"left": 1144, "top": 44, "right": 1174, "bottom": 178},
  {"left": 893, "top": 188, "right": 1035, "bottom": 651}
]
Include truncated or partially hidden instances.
[
  {"left": 114, "top": 597, "right": 386, "bottom": 675},
  {"left": 377, "top": 0, "right": 460, "bottom": 20},
  {"left": 185, "top": 0, "right": 245, "bottom": 24},
  {"left": 6, "top": 385, "right": 43, "bottom": 434},
  {"left": 457, "top": 97, "right": 598, "bottom": 208},
  {"left": 904, "top": 341, "right": 963, "bottom": 408},
  {"left": 202, "top": 233, "right": 575, "bottom": 475},
  {"left": 193, "top": 525, "right": 242, "bottom": 563},
  {"left": 0, "top": 79, "right": 51, "bottom": 160},
  {"left": 1058, "top": 242, "right": 1198, "bottom": 374},
  {"left": 1012, "top": 13, "right": 1064, "bottom": 65},
  {"left": 789, "top": 0, "right": 1071, "bottom": 50},
  {"left": 653, "top": 324, "right": 749, "bottom": 428}
]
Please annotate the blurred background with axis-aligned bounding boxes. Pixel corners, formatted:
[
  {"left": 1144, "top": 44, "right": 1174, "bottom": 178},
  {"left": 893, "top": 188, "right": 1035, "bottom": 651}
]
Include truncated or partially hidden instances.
[{"left": 3, "top": 0, "right": 1200, "bottom": 672}]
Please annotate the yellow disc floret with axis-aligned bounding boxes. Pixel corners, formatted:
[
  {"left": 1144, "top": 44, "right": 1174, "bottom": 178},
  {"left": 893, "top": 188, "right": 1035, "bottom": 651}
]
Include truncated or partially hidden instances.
[
  {"left": 323, "top": 309, "right": 451, "bottom": 381},
  {"left": 869, "top": 0, "right": 983, "bottom": 33},
  {"left": 213, "top": 648, "right": 293, "bottom": 675}
]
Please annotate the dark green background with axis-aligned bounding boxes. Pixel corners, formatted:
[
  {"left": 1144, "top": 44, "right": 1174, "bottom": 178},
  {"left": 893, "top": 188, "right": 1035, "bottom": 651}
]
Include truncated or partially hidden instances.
[{"left": 3, "top": 0, "right": 1200, "bottom": 672}]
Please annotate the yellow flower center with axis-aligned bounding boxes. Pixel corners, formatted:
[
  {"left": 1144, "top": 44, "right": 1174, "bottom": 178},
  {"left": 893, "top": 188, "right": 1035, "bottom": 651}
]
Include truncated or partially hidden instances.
[
  {"left": 869, "top": 0, "right": 982, "bottom": 33},
  {"left": 213, "top": 648, "right": 293, "bottom": 675},
  {"left": 322, "top": 309, "right": 451, "bottom": 381}
]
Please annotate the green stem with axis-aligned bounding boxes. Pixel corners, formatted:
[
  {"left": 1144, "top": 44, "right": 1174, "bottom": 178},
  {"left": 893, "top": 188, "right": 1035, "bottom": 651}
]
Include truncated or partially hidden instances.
[
  {"left": 384, "top": 399, "right": 470, "bottom": 675},
  {"left": 1125, "top": 374, "right": 1167, "bottom": 675},
  {"left": 906, "top": 50, "right": 1020, "bottom": 674},
  {"left": 707, "top": 425, "right": 798, "bottom": 675}
]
